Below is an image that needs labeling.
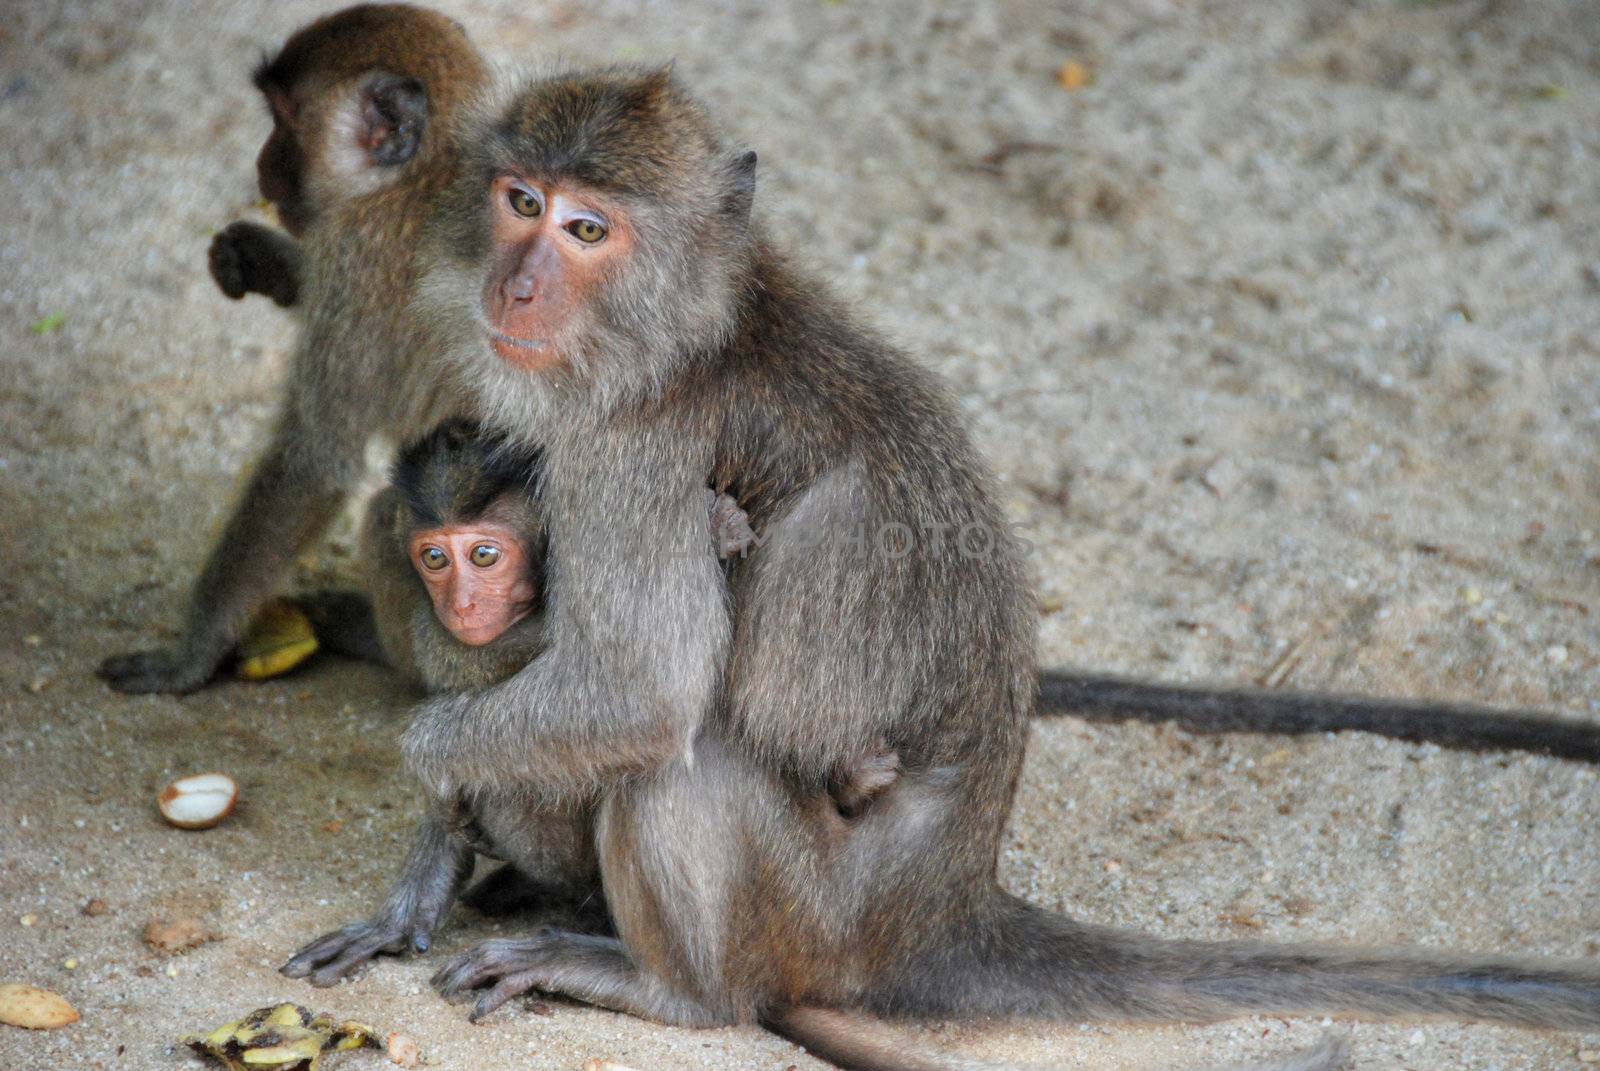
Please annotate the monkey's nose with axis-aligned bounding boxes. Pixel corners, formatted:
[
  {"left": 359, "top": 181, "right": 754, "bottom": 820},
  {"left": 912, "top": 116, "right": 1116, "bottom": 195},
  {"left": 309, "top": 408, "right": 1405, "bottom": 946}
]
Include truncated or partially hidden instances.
[{"left": 504, "top": 272, "right": 538, "bottom": 303}]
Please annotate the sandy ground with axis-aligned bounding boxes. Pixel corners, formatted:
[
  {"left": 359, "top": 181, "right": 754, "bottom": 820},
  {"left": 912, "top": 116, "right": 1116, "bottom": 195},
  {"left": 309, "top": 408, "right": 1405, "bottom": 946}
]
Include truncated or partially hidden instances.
[{"left": 2, "top": 1, "right": 1599, "bottom": 1068}]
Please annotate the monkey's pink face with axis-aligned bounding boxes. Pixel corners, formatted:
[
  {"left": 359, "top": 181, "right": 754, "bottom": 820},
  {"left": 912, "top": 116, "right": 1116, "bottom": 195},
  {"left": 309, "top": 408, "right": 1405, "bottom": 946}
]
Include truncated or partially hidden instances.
[
  {"left": 409, "top": 522, "right": 538, "bottom": 646},
  {"left": 483, "top": 174, "right": 631, "bottom": 370}
]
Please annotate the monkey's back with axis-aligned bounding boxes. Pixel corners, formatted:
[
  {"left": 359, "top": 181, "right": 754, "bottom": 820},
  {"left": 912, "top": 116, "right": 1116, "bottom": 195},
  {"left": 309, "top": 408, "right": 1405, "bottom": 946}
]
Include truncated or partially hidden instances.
[{"left": 699, "top": 248, "right": 1035, "bottom": 903}]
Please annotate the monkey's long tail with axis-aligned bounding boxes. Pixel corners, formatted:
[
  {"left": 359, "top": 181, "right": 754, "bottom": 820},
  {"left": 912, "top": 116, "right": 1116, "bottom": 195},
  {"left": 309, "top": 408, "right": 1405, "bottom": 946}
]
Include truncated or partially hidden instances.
[
  {"left": 766, "top": 1006, "right": 1349, "bottom": 1071},
  {"left": 898, "top": 894, "right": 1600, "bottom": 1032},
  {"left": 1036, "top": 671, "right": 1600, "bottom": 762}
]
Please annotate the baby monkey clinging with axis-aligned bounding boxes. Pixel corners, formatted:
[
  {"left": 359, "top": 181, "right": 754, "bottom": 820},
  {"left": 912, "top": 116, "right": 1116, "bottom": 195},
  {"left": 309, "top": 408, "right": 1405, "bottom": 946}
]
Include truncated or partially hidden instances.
[{"left": 283, "top": 420, "right": 902, "bottom": 986}]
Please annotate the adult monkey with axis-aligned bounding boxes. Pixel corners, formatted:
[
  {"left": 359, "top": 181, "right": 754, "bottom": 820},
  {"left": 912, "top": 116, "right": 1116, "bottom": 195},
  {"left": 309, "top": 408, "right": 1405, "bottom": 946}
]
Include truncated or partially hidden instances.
[
  {"left": 285, "top": 68, "right": 1600, "bottom": 1069},
  {"left": 205, "top": 215, "right": 1600, "bottom": 762},
  {"left": 97, "top": 3, "right": 491, "bottom": 694}
]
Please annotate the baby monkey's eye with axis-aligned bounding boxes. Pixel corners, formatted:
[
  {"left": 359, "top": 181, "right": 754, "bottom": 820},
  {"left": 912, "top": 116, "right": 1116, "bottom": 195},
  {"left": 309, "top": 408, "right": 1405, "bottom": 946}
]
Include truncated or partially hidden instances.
[
  {"left": 508, "top": 187, "right": 542, "bottom": 218},
  {"left": 568, "top": 218, "right": 606, "bottom": 243},
  {"left": 420, "top": 547, "right": 449, "bottom": 571},
  {"left": 470, "top": 544, "right": 501, "bottom": 567}
]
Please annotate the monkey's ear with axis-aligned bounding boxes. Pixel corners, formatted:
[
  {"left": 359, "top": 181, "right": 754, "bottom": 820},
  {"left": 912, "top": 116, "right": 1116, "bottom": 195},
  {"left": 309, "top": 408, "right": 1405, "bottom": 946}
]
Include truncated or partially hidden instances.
[
  {"left": 358, "top": 73, "right": 428, "bottom": 167},
  {"left": 723, "top": 149, "right": 758, "bottom": 223}
]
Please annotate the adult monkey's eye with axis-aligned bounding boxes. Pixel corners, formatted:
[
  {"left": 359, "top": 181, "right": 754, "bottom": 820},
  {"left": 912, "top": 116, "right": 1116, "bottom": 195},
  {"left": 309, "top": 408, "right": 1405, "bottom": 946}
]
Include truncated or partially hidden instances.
[
  {"left": 420, "top": 547, "right": 449, "bottom": 571},
  {"left": 470, "top": 544, "right": 501, "bottom": 567},
  {"left": 568, "top": 218, "right": 606, "bottom": 243},
  {"left": 508, "top": 187, "right": 542, "bottom": 218}
]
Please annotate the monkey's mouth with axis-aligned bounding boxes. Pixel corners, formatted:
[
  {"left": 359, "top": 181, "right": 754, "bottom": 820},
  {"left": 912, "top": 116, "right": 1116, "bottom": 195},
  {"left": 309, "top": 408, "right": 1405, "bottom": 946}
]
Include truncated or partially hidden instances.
[
  {"left": 450, "top": 616, "right": 510, "bottom": 646},
  {"left": 490, "top": 331, "right": 548, "bottom": 351}
]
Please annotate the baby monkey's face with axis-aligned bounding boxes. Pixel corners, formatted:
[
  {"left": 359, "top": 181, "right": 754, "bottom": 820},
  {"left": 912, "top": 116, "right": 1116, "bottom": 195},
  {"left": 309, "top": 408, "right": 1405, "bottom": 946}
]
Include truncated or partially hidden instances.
[{"left": 408, "top": 514, "right": 538, "bottom": 646}]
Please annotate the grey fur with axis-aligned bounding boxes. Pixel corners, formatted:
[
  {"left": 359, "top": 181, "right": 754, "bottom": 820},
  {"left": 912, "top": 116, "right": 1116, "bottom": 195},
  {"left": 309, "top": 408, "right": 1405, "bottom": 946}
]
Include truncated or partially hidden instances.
[{"left": 385, "top": 67, "right": 1600, "bottom": 1071}]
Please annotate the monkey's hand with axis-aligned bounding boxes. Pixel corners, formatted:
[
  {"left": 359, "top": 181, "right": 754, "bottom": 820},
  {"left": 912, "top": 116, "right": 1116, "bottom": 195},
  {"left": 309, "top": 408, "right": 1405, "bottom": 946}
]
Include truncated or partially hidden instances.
[
  {"left": 282, "top": 812, "right": 471, "bottom": 986},
  {"left": 208, "top": 221, "right": 301, "bottom": 308},
  {"left": 96, "top": 644, "right": 223, "bottom": 695}
]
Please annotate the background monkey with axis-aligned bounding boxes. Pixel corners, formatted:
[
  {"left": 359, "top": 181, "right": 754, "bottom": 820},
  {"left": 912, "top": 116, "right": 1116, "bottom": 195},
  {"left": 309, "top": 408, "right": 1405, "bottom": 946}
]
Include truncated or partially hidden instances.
[
  {"left": 276, "top": 66, "right": 1600, "bottom": 1071},
  {"left": 205, "top": 217, "right": 1600, "bottom": 764},
  {"left": 96, "top": 3, "right": 491, "bottom": 694}
]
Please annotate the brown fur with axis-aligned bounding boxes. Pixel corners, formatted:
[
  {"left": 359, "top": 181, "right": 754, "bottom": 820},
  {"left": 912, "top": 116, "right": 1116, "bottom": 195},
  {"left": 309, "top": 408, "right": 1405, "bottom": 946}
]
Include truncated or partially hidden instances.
[{"left": 97, "top": 5, "right": 490, "bottom": 694}]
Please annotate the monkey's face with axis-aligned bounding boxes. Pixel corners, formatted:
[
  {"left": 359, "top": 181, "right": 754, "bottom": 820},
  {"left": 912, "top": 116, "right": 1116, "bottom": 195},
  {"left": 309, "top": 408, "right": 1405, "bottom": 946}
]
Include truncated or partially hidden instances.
[
  {"left": 254, "top": 85, "right": 312, "bottom": 236},
  {"left": 481, "top": 174, "right": 632, "bottom": 372},
  {"left": 408, "top": 518, "right": 538, "bottom": 646}
]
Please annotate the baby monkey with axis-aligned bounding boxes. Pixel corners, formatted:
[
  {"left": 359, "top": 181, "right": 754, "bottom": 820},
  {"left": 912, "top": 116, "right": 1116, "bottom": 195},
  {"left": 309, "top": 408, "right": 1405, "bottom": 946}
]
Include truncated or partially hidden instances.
[{"left": 285, "top": 421, "right": 901, "bottom": 976}]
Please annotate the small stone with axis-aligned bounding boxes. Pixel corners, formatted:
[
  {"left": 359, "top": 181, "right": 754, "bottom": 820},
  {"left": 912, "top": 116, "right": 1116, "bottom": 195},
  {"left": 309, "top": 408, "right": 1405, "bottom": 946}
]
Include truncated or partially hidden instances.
[
  {"left": 22, "top": 635, "right": 42, "bottom": 647},
  {"left": 1056, "top": 60, "right": 1091, "bottom": 91},
  {"left": 61, "top": 959, "right": 78, "bottom": 971},
  {"left": 1578, "top": 1049, "right": 1600, "bottom": 1063},
  {"left": 24, "top": 675, "right": 50, "bottom": 694},
  {"left": 1460, "top": 586, "right": 1482, "bottom": 605},
  {"left": 386, "top": 1032, "right": 421, "bottom": 1068},
  {"left": 164, "top": 963, "right": 179, "bottom": 978},
  {"left": 143, "top": 916, "right": 216, "bottom": 955},
  {"left": 19, "top": 915, "right": 36, "bottom": 928},
  {"left": 1547, "top": 645, "right": 1569, "bottom": 665},
  {"left": 80, "top": 899, "right": 108, "bottom": 918}
]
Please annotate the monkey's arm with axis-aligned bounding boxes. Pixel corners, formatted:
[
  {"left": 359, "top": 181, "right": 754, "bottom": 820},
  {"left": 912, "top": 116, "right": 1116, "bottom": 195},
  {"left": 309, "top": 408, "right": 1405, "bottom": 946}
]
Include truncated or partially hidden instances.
[
  {"left": 402, "top": 466, "right": 729, "bottom": 800},
  {"left": 281, "top": 808, "right": 473, "bottom": 986},
  {"left": 1037, "top": 671, "right": 1600, "bottom": 762},
  {"left": 209, "top": 220, "right": 303, "bottom": 308}
]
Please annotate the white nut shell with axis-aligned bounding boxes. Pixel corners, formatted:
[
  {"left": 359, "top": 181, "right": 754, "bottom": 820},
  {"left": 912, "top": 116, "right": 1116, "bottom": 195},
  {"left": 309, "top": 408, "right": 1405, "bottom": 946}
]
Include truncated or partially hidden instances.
[{"left": 157, "top": 773, "right": 238, "bottom": 830}]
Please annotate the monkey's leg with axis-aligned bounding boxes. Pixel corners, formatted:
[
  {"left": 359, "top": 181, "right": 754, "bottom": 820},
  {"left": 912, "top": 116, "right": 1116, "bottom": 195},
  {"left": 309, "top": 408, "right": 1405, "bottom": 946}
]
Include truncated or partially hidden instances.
[
  {"left": 458, "top": 791, "right": 607, "bottom": 930},
  {"left": 100, "top": 422, "right": 350, "bottom": 693},
  {"left": 431, "top": 928, "right": 730, "bottom": 1027},
  {"left": 282, "top": 809, "right": 472, "bottom": 986},
  {"left": 209, "top": 220, "right": 303, "bottom": 308}
]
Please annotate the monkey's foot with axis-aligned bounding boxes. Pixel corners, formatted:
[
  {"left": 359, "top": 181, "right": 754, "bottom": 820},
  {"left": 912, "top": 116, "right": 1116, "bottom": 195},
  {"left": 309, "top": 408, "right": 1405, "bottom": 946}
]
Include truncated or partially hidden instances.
[
  {"left": 281, "top": 918, "right": 432, "bottom": 987},
  {"left": 97, "top": 647, "right": 218, "bottom": 694},
  {"left": 432, "top": 929, "right": 726, "bottom": 1027}
]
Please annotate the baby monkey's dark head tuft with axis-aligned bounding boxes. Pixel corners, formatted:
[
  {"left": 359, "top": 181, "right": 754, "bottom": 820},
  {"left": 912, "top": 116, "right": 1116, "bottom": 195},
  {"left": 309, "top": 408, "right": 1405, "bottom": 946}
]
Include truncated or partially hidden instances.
[{"left": 392, "top": 419, "right": 543, "bottom": 531}]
